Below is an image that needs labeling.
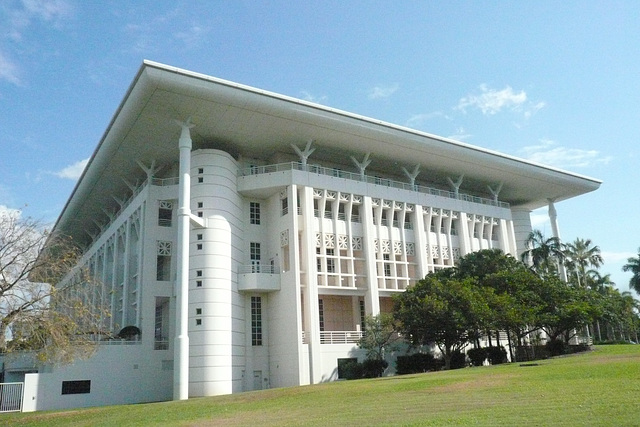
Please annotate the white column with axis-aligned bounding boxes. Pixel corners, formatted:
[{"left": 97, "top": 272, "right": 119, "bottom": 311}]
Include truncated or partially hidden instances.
[
  {"left": 548, "top": 199, "right": 567, "bottom": 281},
  {"left": 361, "top": 196, "right": 380, "bottom": 315},
  {"left": 414, "top": 205, "right": 429, "bottom": 279},
  {"left": 174, "top": 119, "right": 194, "bottom": 400},
  {"left": 299, "top": 186, "right": 321, "bottom": 383}
]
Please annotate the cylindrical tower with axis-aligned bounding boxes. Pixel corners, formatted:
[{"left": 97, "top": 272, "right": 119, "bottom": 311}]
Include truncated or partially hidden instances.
[{"left": 189, "top": 149, "right": 242, "bottom": 396}]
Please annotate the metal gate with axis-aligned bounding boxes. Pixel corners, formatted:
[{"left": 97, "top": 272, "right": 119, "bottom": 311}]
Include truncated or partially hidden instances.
[{"left": 0, "top": 382, "right": 23, "bottom": 413}]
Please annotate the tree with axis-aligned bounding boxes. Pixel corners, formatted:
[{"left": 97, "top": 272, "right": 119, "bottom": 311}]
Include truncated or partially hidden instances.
[
  {"left": 520, "top": 230, "right": 564, "bottom": 277},
  {"left": 563, "top": 238, "right": 603, "bottom": 287},
  {"left": 0, "top": 210, "right": 109, "bottom": 364},
  {"left": 456, "top": 249, "right": 544, "bottom": 359},
  {"left": 622, "top": 248, "right": 640, "bottom": 294},
  {"left": 393, "top": 272, "right": 491, "bottom": 369},
  {"left": 357, "top": 313, "right": 398, "bottom": 362},
  {"left": 537, "top": 275, "right": 601, "bottom": 343}
]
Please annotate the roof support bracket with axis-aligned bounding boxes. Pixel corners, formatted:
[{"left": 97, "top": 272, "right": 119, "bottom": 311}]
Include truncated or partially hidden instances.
[
  {"left": 351, "top": 152, "right": 372, "bottom": 181},
  {"left": 447, "top": 175, "right": 464, "bottom": 199}
]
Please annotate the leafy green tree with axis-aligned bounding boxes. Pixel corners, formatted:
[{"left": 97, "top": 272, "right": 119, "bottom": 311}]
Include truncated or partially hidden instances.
[
  {"left": 393, "top": 272, "right": 491, "bottom": 369},
  {"left": 357, "top": 313, "right": 398, "bottom": 362},
  {"left": 622, "top": 248, "right": 640, "bottom": 294},
  {"left": 537, "top": 275, "right": 601, "bottom": 343}
]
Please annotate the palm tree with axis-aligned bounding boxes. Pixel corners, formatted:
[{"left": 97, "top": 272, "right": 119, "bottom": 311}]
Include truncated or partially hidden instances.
[
  {"left": 622, "top": 248, "right": 640, "bottom": 294},
  {"left": 520, "top": 230, "right": 564, "bottom": 277},
  {"left": 563, "top": 238, "right": 603, "bottom": 287}
]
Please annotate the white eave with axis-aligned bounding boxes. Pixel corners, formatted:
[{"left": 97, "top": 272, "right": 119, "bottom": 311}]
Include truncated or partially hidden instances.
[{"left": 52, "top": 60, "right": 601, "bottom": 246}]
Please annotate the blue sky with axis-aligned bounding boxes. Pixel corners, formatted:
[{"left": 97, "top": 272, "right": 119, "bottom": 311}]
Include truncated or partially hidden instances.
[{"left": 1, "top": 1, "right": 639, "bottom": 292}]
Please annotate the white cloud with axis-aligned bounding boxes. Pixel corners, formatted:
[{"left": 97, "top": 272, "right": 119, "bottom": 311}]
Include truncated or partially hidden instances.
[
  {"left": 0, "top": 205, "right": 22, "bottom": 219},
  {"left": 368, "top": 83, "right": 399, "bottom": 100},
  {"left": 299, "top": 91, "right": 328, "bottom": 104},
  {"left": 601, "top": 251, "right": 637, "bottom": 265},
  {"left": 0, "top": 0, "right": 73, "bottom": 85},
  {"left": 447, "top": 127, "right": 472, "bottom": 142},
  {"left": 521, "top": 139, "right": 613, "bottom": 169},
  {"left": 457, "top": 84, "right": 527, "bottom": 115},
  {"left": 53, "top": 158, "right": 89, "bottom": 180},
  {"left": 405, "top": 111, "right": 451, "bottom": 128},
  {"left": 0, "top": 51, "right": 21, "bottom": 85},
  {"left": 174, "top": 24, "right": 209, "bottom": 48},
  {"left": 21, "top": 0, "right": 72, "bottom": 22}
]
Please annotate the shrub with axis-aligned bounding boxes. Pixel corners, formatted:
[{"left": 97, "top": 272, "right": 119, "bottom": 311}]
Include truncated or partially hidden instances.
[
  {"left": 395, "top": 352, "right": 439, "bottom": 375},
  {"left": 448, "top": 351, "right": 468, "bottom": 369},
  {"left": 467, "top": 348, "right": 487, "bottom": 366},
  {"left": 341, "top": 359, "right": 363, "bottom": 380},
  {"left": 361, "top": 359, "right": 388, "bottom": 378},
  {"left": 487, "top": 346, "right": 508, "bottom": 365},
  {"left": 545, "top": 339, "right": 566, "bottom": 357}
]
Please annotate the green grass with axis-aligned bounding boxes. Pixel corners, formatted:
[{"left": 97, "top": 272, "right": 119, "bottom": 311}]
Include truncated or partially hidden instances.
[{"left": 5, "top": 345, "right": 640, "bottom": 426}]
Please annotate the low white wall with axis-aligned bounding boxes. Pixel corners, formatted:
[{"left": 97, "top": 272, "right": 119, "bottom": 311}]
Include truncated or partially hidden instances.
[{"left": 22, "top": 344, "right": 172, "bottom": 411}]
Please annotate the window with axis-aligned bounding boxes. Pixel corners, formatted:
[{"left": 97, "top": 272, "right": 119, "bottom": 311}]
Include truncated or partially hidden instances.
[
  {"left": 198, "top": 168, "right": 204, "bottom": 174},
  {"left": 251, "top": 296, "right": 262, "bottom": 346},
  {"left": 281, "top": 197, "right": 288, "bottom": 216},
  {"left": 359, "top": 300, "right": 366, "bottom": 332},
  {"left": 196, "top": 308, "right": 202, "bottom": 315},
  {"left": 154, "top": 297, "right": 170, "bottom": 350},
  {"left": 250, "top": 202, "right": 261, "bottom": 225},
  {"left": 156, "top": 241, "right": 172, "bottom": 281},
  {"left": 383, "top": 254, "right": 391, "bottom": 277},
  {"left": 250, "top": 242, "right": 261, "bottom": 273},
  {"left": 196, "top": 280, "right": 202, "bottom": 287},
  {"left": 318, "top": 298, "right": 324, "bottom": 332},
  {"left": 62, "top": 380, "right": 91, "bottom": 395},
  {"left": 158, "top": 201, "right": 173, "bottom": 227},
  {"left": 196, "top": 270, "right": 202, "bottom": 277},
  {"left": 326, "top": 248, "right": 335, "bottom": 273},
  {"left": 197, "top": 202, "right": 203, "bottom": 208},
  {"left": 196, "top": 243, "right": 203, "bottom": 250},
  {"left": 196, "top": 319, "right": 202, "bottom": 326}
]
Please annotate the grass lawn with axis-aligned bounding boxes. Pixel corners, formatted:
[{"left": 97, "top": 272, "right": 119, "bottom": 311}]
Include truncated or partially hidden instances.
[{"left": 5, "top": 345, "right": 640, "bottom": 426}]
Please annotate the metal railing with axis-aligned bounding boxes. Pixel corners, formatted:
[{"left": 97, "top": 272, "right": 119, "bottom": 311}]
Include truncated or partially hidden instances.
[
  {"left": 320, "top": 330, "right": 363, "bottom": 344},
  {"left": 240, "top": 162, "right": 509, "bottom": 208},
  {"left": 0, "top": 382, "right": 23, "bottom": 413},
  {"left": 238, "top": 264, "right": 280, "bottom": 274}
]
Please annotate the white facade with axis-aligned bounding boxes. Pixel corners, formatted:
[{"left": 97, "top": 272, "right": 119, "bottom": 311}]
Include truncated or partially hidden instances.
[{"left": 6, "top": 61, "right": 600, "bottom": 411}]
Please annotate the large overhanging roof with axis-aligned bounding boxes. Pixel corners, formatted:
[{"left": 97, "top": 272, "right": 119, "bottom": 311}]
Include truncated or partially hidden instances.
[{"left": 53, "top": 60, "right": 600, "bottom": 246}]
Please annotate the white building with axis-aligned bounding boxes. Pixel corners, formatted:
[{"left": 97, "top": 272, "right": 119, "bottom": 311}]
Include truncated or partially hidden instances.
[{"left": 8, "top": 61, "right": 600, "bottom": 411}]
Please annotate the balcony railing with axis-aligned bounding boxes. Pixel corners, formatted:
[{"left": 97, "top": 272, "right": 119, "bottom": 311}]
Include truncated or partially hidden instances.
[
  {"left": 240, "top": 162, "right": 509, "bottom": 208},
  {"left": 238, "top": 264, "right": 279, "bottom": 274},
  {"left": 320, "top": 330, "right": 363, "bottom": 344}
]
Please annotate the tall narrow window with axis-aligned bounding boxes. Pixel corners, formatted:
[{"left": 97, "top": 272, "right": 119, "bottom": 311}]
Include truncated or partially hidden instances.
[
  {"left": 326, "top": 248, "right": 335, "bottom": 273},
  {"left": 158, "top": 201, "right": 173, "bottom": 227},
  {"left": 383, "top": 254, "right": 391, "bottom": 277},
  {"left": 156, "top": 241, "right": 172, "bottom": 281},
  {"left": 281, "top": 197, "right": 288, "bottom": 216},
  {"left": 250, "top": 202, "right": 261, "bottom": 225},
  {"left": 318, "top": 298, "right": 325, "bottom": 332},
  {"left": 251, "top": 296, "right": 262, "bottom": 346},
  {"left": 154, "top": 297, "right": 170, "bottom": 350},
  {"left": 359, "top": 300, "right": 366, "bottom": 332},
  {"left": 250, "top": 242, "right": 261, "bottom": 273}
]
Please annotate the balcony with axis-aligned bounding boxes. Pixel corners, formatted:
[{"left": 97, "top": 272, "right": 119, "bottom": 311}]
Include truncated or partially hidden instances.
[
  {"left": 240, "top": 162, "right": 509, "bottom": 209},
  {"left": 238, "top": 264, "right": 280, "bottom": 292},
  {"left": 320, "top": 330, "right": 363, "bottom": 344}
]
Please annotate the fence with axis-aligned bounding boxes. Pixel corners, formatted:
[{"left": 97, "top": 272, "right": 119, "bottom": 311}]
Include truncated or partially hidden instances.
[{"left": 0, "top": 382, "right": 23, "bottom": 413}]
